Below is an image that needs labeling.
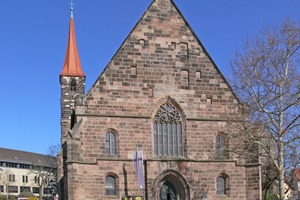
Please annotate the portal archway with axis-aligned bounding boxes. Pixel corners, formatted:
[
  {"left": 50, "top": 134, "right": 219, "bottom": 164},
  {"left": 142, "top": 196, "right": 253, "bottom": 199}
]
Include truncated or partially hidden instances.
[{"left": 152, "top": 170, "right": 189, "bottom": 200}]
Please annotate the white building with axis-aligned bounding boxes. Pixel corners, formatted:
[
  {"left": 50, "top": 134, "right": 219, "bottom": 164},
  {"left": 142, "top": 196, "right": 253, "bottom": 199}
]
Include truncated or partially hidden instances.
[{"left": 0, "top": 148, "right": 56, "bottom": 199}]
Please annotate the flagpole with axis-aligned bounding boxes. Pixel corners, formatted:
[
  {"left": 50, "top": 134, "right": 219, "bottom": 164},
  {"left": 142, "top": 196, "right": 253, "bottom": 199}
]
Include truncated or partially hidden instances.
[
  {"left": 136, "top": 144, "right": 140, "bottom": 198},
  {"left": 134, "top": 143, "right": 143, "bottom": 199}
]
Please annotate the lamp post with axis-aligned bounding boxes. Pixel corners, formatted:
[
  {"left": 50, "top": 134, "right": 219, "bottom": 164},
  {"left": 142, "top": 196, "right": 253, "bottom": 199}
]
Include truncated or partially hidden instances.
[{"left": 0, "top": 167, "right": 2, "bottom": 196}]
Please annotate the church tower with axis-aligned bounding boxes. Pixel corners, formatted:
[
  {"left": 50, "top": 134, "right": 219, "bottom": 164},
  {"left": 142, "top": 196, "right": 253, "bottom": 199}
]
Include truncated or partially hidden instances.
[
  {"left": 58, "top": 2, "right": 85, "bottom": 199},
  {"left": 59, "top": 2, "right": 85, "bottom": 144}
]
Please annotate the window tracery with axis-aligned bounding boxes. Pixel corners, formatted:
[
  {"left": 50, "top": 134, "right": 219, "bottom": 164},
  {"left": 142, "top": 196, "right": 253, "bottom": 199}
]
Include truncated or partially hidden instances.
[{"left": 154, "top": 101, "right": 183, "bottom": 156}]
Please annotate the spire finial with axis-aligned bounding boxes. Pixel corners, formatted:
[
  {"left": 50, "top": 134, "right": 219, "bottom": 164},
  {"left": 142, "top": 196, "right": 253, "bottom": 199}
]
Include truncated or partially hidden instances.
[{"left": 70, "top": 0, "right": 74, "bottom": 18}]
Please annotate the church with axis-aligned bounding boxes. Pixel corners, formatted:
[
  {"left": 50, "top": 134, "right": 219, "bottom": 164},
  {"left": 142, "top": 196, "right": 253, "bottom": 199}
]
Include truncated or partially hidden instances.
[{"left": 58, "top": 0, "right": 261, "bottom": 199}]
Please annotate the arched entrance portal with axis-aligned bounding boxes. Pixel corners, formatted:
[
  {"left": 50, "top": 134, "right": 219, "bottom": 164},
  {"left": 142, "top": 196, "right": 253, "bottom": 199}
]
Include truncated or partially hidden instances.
[
  {"left": 153, "top": 170, "right": 189, "bottom": 200},
  {"left": 160, "top": 181, "right": 176, "bottom": 200}
]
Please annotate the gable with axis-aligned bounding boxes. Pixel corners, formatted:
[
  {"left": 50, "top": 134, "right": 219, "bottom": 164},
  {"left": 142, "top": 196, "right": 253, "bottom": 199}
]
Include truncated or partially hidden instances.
[{"left": 82, "top": 0, "right": 239, "bottom": 120}]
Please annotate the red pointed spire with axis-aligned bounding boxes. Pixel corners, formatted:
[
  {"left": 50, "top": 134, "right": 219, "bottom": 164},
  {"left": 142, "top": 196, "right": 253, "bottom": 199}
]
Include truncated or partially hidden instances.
[{"left": 60, "top": 7, "right": 85, "bottom": 77}]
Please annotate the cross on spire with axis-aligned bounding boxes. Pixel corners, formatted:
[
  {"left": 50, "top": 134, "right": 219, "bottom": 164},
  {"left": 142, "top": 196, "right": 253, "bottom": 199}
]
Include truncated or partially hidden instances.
[{"left": 70, "top": 0, "right": 74, "bottom": 18}]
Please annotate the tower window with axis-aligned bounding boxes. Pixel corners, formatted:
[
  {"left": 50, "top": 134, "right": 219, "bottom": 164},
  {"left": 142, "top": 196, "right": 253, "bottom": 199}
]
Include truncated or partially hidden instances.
[
  {"left": 153, "top": 101, "right": 183, "bottom": 156},
  {"left": 105, "top": 131, "right": 117, "bottom": 156},
  {"left": 70, "top": 79, "right": 76, "bottom": 92},
  {"left": 105, "top": 176, "right": 116, "bottom": 195}
]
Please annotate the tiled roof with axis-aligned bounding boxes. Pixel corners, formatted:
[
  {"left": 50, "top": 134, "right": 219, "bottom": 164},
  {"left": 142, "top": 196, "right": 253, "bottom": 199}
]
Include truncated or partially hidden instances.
[
  {"left": 60, "top": 16, "right": 85, "bottom": 77},
  {"left": 0, "top": 147, "right": 56, "bottom": 168}
]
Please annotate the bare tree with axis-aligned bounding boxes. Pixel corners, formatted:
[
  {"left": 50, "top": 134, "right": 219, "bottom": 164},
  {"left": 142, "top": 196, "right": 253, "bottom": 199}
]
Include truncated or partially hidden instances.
[
  {"left": 30, "top": 145, "right": 59, "bottom": 200},
  {"left": 229, "top": 19, "right": 300, "bottom": 200},
  {"left": 0, "top": 169, "right": 12, "bottom": 200}
]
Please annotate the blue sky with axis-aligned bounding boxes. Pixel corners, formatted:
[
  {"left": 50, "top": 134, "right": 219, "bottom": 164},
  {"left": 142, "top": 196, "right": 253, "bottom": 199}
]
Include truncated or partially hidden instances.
[{"left": 0, "top": 0, "right": 299, "bottom": 155}]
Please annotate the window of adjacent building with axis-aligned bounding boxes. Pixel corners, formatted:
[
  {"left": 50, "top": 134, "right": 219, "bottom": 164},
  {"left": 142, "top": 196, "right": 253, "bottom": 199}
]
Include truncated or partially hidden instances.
[
  {"left": 105, "top": 176, "right": 116, "bottom": 196},
  {"left": 33, "top": 187, "right": 39, "bottom": 194},
  {"left": 105, "top": 131, "right": 117, "bottom": 156},
  {"left": 9, "top": 174, "right": 15, "bottom": 182},
  {"left": 216, "top": 173, "right": 229, "bottom": 195},
  {"left": 20, "top": 186, "right": 30, "bottom": 193},
  {"left": 154, "top": 101, "right": 183, "bottom": 156},
  {"left": 19, "top": 164, "right": 30, "bottom": 169},
  {"left": 215, "top": 132, "right": 228, "bottom": 160},
  {"left": 70, "top": 78, "right": 76, "bottom": 92},
  {"left": 44, "top": 187, "right": 52, "bottom": 195},
  {"left": 0, "top": 185, "right": 4, "bottom": 193},
  {"left": 34, "top": 176, "right": 39, "bottom": 184},
  {"left": 22, "top": 175, "right": 28, "bottom": 183},
  {"left": 7, "top": 186, "right": 18, "bottom": 193},
  {"left": 6, "top": 162, "right": 17, "bottom": 168}
]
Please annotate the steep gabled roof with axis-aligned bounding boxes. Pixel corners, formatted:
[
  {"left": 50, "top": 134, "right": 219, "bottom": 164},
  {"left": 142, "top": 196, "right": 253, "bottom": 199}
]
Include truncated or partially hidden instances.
[
  {"left": 60, "top": 8, "right": 85, "bottom": 77},
  {"left": 86, "top": 0, "right": 238, "bottom": 101}
]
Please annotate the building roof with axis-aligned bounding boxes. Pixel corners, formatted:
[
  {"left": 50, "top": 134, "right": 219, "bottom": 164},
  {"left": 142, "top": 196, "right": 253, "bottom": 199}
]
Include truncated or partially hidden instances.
[
  {"left": 60, "top": 7, "right": 85, "bottom": 77},
  {"left": 0, "top": 147, "right": 56, "bottom": 168}
]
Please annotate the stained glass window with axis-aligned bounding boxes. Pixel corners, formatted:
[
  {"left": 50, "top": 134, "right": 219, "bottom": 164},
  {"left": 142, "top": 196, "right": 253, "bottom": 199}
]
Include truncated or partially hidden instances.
[{"left": 154, "top": 101, "right": 183, "bottom": 156}]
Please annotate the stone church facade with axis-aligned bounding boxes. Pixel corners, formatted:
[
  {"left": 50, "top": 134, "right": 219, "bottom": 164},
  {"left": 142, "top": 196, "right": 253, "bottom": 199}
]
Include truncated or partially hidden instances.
[{"left": 58, "top": 0, "right": 261, "bottom": 199}]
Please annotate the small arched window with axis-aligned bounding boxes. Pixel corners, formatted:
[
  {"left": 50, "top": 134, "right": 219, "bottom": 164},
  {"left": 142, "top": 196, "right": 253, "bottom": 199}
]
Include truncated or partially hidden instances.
[
  {"left": 180, "top": 70, "right": 189, "bottom": 87},
  {"left": 215, "top": 132, "right": 228, "bottom": 160},
  {"left": 105, "top": 131, "right": 116, "bottom": 156},
  {"left": 153, "top": 101, "right": 183, "bottom": 156},
  {"left": 105, "top": 176, "right": 116, "bottom": 195},
  {"left": 70, "top": 79, "right": 76, "bottom": 92},
  {"left": 216, "top": 173, "right": 229, "bottom": 195}
]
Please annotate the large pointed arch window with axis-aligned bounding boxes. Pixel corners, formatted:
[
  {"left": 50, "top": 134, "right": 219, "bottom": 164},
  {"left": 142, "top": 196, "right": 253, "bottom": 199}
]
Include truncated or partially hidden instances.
[{"left": 154, "top": 101, "right": 183, "bottom": 156}]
